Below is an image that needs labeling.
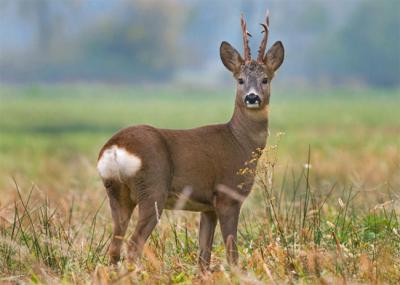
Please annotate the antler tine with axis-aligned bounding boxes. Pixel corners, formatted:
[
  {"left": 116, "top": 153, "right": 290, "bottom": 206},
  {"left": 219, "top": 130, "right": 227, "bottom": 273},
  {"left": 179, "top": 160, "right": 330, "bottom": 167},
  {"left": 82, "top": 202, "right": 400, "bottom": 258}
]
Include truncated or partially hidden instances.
[
  {"left": 257, "top": 10, "right": 270, "bottom": 62},
  {"left": 240, "top": 13, "right": 252, "bottom": 62}
]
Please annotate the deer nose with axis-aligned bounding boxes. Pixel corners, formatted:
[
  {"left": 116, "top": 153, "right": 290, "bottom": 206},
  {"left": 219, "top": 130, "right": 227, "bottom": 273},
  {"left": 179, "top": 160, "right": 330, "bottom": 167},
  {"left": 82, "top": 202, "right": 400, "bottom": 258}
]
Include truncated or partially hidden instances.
[{"left": 245, "top": 93, "right": 261, "bottom": 105}]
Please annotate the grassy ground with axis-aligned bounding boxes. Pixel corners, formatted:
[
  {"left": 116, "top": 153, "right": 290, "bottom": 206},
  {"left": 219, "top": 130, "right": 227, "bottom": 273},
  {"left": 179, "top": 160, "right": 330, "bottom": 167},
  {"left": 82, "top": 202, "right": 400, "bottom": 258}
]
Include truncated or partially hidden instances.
[{"left": 0, "top": 84, "right": 399, "bottom": 284}]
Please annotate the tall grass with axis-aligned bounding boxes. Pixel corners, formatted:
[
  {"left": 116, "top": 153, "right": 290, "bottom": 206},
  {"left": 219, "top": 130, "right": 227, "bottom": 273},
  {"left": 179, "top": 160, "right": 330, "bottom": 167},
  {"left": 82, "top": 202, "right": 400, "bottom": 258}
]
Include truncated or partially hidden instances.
[
  {"left": 1, "top": 136, "right": 399, "bottom": 284},
  {"left": 0, "top": 180, "right": 110, "bottom": 282},
  {"left": 250, "top": 135, "right": 400, "bottom": 283}
]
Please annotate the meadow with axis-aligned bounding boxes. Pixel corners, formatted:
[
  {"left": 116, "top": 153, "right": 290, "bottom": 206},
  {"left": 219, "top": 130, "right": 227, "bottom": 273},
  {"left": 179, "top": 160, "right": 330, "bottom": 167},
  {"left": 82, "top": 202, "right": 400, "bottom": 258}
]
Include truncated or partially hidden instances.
[{"left": 0, "top": 84, "right": 399, "bottom": 284}]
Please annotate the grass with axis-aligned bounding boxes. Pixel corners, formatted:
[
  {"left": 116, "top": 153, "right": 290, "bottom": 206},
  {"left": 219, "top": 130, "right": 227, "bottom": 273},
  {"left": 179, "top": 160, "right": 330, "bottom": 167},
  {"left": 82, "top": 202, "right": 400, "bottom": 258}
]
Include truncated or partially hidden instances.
[{"left": 0, "top": 84, "right": 399, "bottom": 284}]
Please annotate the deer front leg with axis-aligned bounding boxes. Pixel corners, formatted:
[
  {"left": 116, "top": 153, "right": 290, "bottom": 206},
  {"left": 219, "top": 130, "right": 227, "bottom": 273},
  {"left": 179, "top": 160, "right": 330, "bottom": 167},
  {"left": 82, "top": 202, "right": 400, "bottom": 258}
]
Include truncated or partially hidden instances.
[
  {"left": 216, "top": 202, "right": 241, "bottom": 265},
  {"left": 198, "top": 211, "right": 217, "bottom": 271}
]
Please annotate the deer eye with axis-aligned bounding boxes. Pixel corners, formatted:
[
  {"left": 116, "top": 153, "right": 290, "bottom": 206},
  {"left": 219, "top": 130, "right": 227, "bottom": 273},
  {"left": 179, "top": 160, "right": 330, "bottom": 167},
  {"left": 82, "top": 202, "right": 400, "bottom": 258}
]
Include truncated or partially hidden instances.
[
  {"left": 262, "top": 78, "right": 268, "bottom": 84},
  {"left": 238, "top": 78, "right": 244, "bottom": 85}
]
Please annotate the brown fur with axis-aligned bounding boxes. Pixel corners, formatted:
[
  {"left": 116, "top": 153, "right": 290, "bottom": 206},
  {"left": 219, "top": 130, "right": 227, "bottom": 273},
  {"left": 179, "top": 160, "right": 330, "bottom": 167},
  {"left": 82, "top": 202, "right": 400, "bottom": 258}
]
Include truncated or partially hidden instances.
[{"left": 98, "top": 18, "right": 284, "bottom": 270}]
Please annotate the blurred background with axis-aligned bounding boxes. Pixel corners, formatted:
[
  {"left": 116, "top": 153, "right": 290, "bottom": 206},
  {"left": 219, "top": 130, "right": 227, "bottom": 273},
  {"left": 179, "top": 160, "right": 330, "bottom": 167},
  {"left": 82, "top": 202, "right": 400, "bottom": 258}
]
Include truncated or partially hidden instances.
[
  {"left": 0, "top": 0, "right": 399, "bottom": 87},
  {"left": 0, "top": 0, "right": 399, "bottom": 190},
  {"left": 0, "top": 2, "right": 399, "bottom": 282}
]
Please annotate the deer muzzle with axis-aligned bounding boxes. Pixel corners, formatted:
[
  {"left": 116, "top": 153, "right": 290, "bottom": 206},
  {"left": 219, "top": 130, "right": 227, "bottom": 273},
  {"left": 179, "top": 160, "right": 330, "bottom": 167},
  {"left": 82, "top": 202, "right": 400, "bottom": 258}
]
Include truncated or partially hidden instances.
[{"left": 244, "top": 93, "right": 261, "bottom": 109}]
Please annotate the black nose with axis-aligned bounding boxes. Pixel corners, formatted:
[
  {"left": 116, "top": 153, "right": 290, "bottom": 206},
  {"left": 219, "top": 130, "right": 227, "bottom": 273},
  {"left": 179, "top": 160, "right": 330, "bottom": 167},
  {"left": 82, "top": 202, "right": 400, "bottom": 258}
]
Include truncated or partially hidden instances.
[{"left": 245, "top": 93, "right": 261, "bottom": 104}]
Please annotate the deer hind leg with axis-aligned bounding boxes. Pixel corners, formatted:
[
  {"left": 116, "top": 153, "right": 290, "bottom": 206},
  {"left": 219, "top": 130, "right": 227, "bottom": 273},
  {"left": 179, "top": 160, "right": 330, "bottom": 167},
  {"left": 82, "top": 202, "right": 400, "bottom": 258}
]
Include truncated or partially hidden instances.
[
  {"left": 127, "top": 181, "right": 167, "bottom": 262},
  {"left": 198, "top": 211, "right": 218, "bottom": 271},
  {"left": 105, "top": 180, "right": 136, "bottom": 264}
]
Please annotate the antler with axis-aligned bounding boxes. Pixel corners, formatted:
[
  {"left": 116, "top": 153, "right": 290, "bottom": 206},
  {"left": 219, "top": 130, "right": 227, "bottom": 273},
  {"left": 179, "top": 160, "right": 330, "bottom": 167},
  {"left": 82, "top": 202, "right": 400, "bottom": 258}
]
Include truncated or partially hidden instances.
[
  {"left": 240, "top": 13, "right": 252, "bottom": 62},
  {"left": 257, "top": 10, "right": 270, "bottom": 62}
]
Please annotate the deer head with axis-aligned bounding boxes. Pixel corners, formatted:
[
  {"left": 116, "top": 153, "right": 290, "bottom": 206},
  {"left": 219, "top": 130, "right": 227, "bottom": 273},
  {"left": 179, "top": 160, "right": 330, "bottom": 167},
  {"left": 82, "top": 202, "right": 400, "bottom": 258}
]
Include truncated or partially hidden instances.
[{"left": 220, "top": 12, "right": 284, "bottom": 111}]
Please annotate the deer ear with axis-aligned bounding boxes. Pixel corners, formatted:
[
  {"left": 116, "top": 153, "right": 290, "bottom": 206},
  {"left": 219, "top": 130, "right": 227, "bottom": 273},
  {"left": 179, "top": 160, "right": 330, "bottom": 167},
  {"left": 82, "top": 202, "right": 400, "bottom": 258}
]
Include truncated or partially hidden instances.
[
  {"left": 264, "top": 41, "right": 284, "bottom": 72},
  {"left": 220, "top": 41, "right": 243, "bottom": 73}
]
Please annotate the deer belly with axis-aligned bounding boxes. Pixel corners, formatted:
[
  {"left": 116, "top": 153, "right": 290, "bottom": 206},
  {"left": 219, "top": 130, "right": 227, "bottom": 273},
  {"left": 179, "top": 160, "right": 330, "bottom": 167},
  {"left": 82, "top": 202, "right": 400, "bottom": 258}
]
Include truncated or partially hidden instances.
[
  {"left": 165, "top": 192, "right": 213, "bottom": 212},
  {"left": 166, "top": 175, "right": 215, "bottom": 211}
]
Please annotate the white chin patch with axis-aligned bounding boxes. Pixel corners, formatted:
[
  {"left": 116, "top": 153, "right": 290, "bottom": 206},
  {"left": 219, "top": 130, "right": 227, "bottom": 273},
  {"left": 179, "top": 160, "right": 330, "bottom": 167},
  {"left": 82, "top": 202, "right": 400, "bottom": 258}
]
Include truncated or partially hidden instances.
[
  {"left": 245, "top": 103, "right": 260, "bottom": 109},
  {"left": 97, "top": 145, "right": 142, "bottom": 181}
]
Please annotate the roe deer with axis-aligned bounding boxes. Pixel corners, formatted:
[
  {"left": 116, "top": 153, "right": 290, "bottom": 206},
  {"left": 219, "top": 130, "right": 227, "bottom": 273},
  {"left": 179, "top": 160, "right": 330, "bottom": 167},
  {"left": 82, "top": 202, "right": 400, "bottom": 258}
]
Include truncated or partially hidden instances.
[{"left": 97, "top": 11, "right": 284, "bottom": 270}]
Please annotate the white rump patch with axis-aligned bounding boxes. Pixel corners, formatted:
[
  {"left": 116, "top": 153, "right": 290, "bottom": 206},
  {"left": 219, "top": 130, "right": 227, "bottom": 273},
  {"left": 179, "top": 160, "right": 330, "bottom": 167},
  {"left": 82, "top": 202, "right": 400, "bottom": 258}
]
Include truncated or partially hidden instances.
[{"left": 97, "top": 145, "right": 142, "bottom": 181}]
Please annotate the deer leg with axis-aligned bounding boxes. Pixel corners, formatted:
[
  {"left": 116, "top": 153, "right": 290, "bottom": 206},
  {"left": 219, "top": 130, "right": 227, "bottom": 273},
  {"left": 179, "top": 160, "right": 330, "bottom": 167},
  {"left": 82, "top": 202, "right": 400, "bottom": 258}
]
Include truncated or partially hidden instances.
[
  {"left": 198, "top": 211, "right": 218, "bottom": 271},
  {"left": 127, "top": 190, "right": 166, "bottom": 262},
  {"left": 216, "top": 202, "right": 241, "bottom": 265},
  {"left": 105, "top": 180, "right": 135, "bottom": 264}
]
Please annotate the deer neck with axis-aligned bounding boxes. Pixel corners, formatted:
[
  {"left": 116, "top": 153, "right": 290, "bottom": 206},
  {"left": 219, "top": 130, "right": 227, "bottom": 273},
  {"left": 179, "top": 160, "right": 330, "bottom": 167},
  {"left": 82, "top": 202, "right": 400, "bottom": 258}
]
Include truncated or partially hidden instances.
[{"left": 228, "top": 93, "right": 269, "bottom": 153}]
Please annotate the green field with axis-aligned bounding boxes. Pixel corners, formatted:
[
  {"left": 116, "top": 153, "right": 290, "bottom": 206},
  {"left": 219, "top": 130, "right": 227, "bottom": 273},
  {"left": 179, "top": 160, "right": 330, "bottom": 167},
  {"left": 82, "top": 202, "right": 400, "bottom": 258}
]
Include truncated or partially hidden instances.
[{"left": 0, "top": 85, "right": 399, "bottom": 284}]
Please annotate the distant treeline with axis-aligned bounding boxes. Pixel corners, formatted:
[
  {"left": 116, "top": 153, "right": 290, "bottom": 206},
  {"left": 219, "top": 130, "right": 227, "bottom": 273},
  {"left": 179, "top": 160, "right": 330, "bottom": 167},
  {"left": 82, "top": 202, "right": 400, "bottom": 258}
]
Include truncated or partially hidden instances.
[{"left": 0, "top": 0, "right": 399, "bottom": 87}]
